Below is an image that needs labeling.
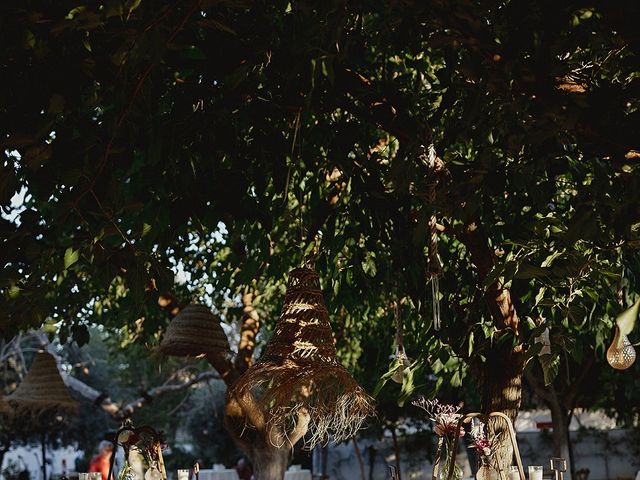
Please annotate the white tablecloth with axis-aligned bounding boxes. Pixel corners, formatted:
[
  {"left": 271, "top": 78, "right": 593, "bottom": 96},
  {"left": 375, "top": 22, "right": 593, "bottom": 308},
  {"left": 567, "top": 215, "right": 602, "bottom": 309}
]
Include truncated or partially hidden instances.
[
  {"left": 284, "top": 470, "right": 311, "bottom": 480},
  {"left": 198, "top": 469, "right": 239, "bottom": 480}
]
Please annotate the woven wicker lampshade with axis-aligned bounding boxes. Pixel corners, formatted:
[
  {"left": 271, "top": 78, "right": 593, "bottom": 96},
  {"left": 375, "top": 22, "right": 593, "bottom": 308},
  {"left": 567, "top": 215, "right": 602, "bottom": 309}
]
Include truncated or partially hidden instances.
[
  {"left": 5, "top": 352, "right": 77, "bottom": 413},
  {"left": 228, "top": 266, "right": 375, "bottom": 448},
  {"left": 159, "top": 304, "right": 230, "bottom": 358}
]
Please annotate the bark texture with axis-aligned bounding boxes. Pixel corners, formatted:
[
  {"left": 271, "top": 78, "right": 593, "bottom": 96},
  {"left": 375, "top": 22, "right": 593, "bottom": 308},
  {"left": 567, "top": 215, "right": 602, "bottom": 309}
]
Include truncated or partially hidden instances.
[
  {"left": 462, "top": 221, "right": 524, "bottom": 472},
  {"left": 250, "top": 444, "right": 291, "bottom": 480},
  {"left": 234, "top": 293, "right": 260, "bottom": 375}
]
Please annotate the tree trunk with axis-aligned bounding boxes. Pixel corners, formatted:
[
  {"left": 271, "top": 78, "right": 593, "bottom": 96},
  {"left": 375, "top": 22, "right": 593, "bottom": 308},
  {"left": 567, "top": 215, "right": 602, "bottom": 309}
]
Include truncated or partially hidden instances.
[
  {"left": 312, "top": 445, "right": 329, "bottom": 480},
  {"left": 475, "top": 345, "right": 524, "bottom": 472},
  {"left": 353, "top": 438, "right": 366, "bottom": 480},
  {"left": 462, "top": 221, "right": 524, "bottom": 472},
  {"left": 550, "top": 404, "right": 573, "bottom": 480},
  {"left": 0, "top": 446, "right": 8, "bottom": 476},
  {"left": 41, "top": 431, "right": 47, "bottom": 480},
  {"left": 390, "top": 425, "right": 402, "bottom": 480},
  {"left": 250, "top": 443, "right": 290, "bottom": 480}
]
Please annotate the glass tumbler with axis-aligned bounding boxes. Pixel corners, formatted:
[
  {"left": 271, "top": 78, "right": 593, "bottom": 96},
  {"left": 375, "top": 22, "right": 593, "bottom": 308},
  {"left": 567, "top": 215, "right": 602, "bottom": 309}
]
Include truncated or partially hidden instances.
[
  {"left": 177, "top": 469, "right": 190, "bottom": 480},
  {"left": 528, "top": 466, "right": 543, "bottom": 480}
]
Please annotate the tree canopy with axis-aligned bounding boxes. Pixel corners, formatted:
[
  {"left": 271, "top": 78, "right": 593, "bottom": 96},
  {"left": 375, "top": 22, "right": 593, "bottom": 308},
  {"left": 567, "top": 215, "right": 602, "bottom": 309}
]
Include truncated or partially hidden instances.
[{"left": 2, "top": 0, "right": 640, "bottom": 446}]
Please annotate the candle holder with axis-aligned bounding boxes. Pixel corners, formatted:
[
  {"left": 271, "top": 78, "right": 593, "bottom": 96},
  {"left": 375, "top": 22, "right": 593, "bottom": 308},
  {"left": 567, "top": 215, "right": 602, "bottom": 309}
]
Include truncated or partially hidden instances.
[{"left": 550, "top": 458, "right": 567, "bottom": 480}]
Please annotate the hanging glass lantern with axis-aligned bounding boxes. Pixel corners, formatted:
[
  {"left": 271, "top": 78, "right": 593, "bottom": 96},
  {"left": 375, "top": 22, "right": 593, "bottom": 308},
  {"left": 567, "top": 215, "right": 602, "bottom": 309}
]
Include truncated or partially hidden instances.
[{"left": 607, "top": 326, "right": 636, "bottom": 370}]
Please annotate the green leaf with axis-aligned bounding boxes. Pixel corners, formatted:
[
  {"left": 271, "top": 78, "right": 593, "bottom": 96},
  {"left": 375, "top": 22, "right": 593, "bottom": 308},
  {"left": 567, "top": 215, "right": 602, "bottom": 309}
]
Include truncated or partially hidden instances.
[
  {"left": 398, "top": 364, "right": 416, "bottom": 406},
  {"left": 126, "top": 0, "right": 143, "bottom": 18},
  {"left": 534, "top": 287, "right": 546, "bottom": 306},
  {"left": 515, "top": 264, "right": 551, "bottom": 280},
  {"left": 373, "top": 359, "right": 401, "bottom": 397},
  {"left": 541, "top": 250, "right": 564, "bottom": 267},
  {"left": 616, "top": 299, "right": 640, "bottom": 337},
  {"left": 362, "top": 252, "right": 377, "bottom": 277},
  {"left": 539, "top": 354, "right": 560, "bottom": 385},
  {"left": 64, "top": 248, "right": 80, "bottom": 269}
]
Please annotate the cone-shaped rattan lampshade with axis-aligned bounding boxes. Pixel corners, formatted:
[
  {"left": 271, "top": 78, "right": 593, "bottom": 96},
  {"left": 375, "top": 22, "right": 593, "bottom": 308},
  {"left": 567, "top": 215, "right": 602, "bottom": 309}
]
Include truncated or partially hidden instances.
[
  {"left": 228, "top": 266, "right": 375, "bottom": 448},
  {"left": 159, "top": 304, "right": 230, "bottom": 358},
  {"left": 6, "top": 352, "right": 77, "bottom": 413}
]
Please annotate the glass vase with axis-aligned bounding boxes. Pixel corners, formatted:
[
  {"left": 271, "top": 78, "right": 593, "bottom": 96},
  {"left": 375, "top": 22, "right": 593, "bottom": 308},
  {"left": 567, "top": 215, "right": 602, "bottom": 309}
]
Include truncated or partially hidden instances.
[
  {"left": 436, "top": 437, "right": 462, "bottom": 480},
  {"left": 476, "top": 457, "right": 498, "bottom": 480}
]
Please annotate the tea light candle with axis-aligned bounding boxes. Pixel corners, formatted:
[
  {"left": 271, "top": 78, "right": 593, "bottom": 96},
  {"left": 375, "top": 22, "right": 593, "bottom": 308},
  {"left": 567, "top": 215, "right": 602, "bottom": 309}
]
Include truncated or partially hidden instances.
[{"left": 528, "top": 466, "right": 543, "bottom": 480}]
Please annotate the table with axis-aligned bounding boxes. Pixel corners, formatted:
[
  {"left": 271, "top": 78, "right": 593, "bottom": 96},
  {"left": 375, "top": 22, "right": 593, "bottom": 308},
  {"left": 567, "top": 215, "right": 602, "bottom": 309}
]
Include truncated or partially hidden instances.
[
  {"left": 284, "top": 470, "right": 311, "bottom": 480},
  {"left": 198, "top": 469, "right": 240, "bottom": 480}
]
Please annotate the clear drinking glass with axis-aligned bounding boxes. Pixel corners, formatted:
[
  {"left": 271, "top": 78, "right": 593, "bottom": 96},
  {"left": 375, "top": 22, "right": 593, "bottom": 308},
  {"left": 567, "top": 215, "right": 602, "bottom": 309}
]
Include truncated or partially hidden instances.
[
  {"left": 177, "top": 469, "right": 190, "bottom": 480},
  {"left": 79, "top": 473, "right": 90, "bottom": 480},
  {"left": 508, "top": 466, "right": 520, "bottom": 480},
  {"left": 528, "top": 466, "right": 543, "bottom": 480},
  {"left": 90, "top": 473, "right": 102, "bottom": 480}
]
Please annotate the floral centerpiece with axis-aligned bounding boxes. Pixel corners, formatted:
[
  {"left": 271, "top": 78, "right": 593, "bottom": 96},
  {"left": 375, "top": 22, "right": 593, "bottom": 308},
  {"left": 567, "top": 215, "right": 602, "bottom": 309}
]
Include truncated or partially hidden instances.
[
  {"left": 110, "top": 421, "right": 167, "bottom": 480},
  {"left": 468, "top": 419, "right": 500, "bottom": 480},
  {"left": 413, "top": 398, "right": 464, "bottom": 480}
]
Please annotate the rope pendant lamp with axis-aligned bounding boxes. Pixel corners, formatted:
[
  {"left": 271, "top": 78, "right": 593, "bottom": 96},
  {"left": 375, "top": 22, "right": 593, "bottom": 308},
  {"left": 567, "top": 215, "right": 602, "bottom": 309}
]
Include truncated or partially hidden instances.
[
  {"left": 391, "top": 301, "right": 411, "bottom": 384},
  {"left": 420, "top": 142, "right": 443, "bottom": 331},
  {"left": 5, "top": 351, "right": 77, "bottom": 413},
  {"left": 159, "top": 304, "right": 230, "bottom": 358},
  {"left": 228, "top": 265, "right": 375, "bottom": 448}
]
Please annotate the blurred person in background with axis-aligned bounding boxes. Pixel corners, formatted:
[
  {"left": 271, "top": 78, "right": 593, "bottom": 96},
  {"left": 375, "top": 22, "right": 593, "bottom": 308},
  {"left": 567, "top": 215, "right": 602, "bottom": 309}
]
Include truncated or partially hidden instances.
[{"left": 89, "top": 441, "right": 113, "bottom": 480}]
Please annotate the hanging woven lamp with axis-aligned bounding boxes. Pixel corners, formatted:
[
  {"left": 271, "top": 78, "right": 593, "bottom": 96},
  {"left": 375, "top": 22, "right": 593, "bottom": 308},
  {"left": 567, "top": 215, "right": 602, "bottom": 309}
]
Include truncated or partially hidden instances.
[
  {"left": 228, "top": 266, "right": 375, "bottom": 448},
  {"left": 5, "top": 352, "right": 77, "bottom": 413},
  {"left": 159, "top": 303, "right": 230, "bottom": 358}
]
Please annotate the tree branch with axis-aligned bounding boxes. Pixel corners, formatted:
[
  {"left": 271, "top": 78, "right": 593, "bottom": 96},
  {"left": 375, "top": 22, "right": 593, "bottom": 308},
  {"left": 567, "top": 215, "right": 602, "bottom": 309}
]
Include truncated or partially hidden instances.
[
  {"left": 33, "top": 331, "right": 220, "bottom": 419},
  {"left": 234, "top": 293, "right": 260, "bottom": 375},
  {"left": 524, "top": 368, "right": 555, "bottom": 404},
  {"left": 289, "top": 409, "right": 310, "bottom": 446},
  {"left": 117, "top": 370, "right": 220, "bottom": 419},
  {"left": 460, "top": 221, "right": 520, "bottom": 332},
  {"left": 564, "top": 352, "right": 595, "bottom": 409}
]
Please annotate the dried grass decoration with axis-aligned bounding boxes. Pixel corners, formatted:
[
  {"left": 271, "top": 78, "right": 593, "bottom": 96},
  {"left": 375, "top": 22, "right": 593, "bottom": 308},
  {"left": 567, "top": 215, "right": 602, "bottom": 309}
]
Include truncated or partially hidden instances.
[
  {"left": 5, "top": 351, "right": 77, "bottom": 413},
  {"left": 228, "top": 266, "right": 375, "bottom": 448},
  {"left": 159, "top": 304, "right": 230, "bottom": 358}
]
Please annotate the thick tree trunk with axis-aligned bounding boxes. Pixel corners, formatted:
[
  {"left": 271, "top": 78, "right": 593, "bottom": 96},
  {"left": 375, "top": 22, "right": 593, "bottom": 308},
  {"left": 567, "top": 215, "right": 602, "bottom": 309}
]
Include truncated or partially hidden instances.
[
  {"left": 251, "top": 445, "right": 290, "bottom": 480},
  {"left": 475, "top": 343, "right": 524, "bottom": 472},
  {"left": 463, "top": 221, "right": 524, "bottom": 472},
  {"left": 224, "top": 393, "right": 304, "bottom": 480}
]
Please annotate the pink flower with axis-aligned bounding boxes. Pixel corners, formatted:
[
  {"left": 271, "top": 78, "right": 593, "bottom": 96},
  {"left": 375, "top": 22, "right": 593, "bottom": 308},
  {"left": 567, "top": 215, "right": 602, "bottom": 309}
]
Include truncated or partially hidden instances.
[{"left": 435, "top": 422, "right": 464, "bottom": 437}]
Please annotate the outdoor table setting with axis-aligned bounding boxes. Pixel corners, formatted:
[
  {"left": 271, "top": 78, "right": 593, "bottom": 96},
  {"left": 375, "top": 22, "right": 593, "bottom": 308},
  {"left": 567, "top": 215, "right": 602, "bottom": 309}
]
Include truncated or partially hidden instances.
[
  {"left": 283, "top": 465, "right": 311, "bottom": 480},
  {"left": 195, "top": 466, "right": 239, "bottom": 480}
]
